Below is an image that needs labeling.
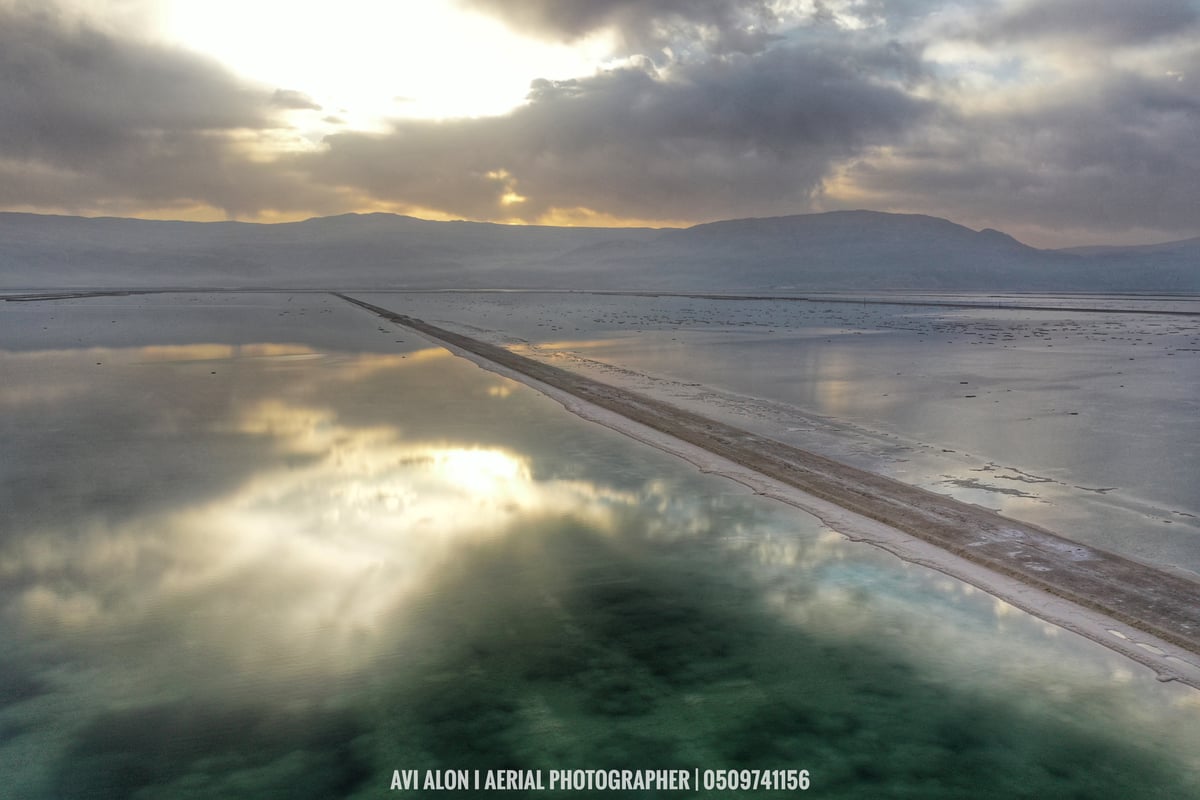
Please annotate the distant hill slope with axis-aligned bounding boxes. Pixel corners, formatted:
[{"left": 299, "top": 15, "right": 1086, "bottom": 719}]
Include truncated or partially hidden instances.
[
  {"left": 1, "top": 210, "right": 1197, "bottom": 292},
  {"left": 1059, "top": 237, "right": 1200, "bottom": 256}
]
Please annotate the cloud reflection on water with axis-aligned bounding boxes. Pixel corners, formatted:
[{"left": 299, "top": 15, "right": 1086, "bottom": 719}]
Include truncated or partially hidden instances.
[
  {"left": 1, "top": 343, "right": 647, "bottom": 684},
  {"left": 2, "top": 331, "right": 1200, "bottom": 798},
  {"left": 0, "top": 338, "right": 1193, "bottom": 701}
]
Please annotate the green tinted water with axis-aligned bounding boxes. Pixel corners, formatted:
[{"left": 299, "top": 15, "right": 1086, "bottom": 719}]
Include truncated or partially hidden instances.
[{"left": 0, "top": 294, "right": 1197, "bottom": 798}]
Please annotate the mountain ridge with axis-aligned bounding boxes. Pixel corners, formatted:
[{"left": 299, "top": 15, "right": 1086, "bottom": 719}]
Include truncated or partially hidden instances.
[{"left": 1, "top": 209, "right": 1196, "bottom": 292}]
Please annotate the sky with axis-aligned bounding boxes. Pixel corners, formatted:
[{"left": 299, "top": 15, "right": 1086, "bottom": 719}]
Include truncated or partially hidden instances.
[{"left": 1, "top": 0, "right": 1198, "bottom": 247}]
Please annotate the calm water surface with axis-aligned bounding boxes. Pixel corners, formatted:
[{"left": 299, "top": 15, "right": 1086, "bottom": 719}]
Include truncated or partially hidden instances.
[
  {"left": 1, "top": 294, "right": 1198, "bottom": 798},
  {"left": 376, "top": 291, "right": 1200, "bottom": 575}
]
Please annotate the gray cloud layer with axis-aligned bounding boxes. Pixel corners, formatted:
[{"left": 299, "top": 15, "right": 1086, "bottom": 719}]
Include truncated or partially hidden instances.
[
  {"left": 2, "top": 0, "right": 1199, "bottom": 244},
  {"left": 458, "top": 0, "right": 785, "bottom": 54},
  {"left": 978, "top": 0, "right": 1199, "bottom": 45},
  {"left": 306, "top": 40, "right": 930, "bottom": 221},
  {"left": 0, "top": 3, "right": 335, "bottom": 216},
  {"left": 851, "top": 68, "right": 1200, "bottom": 234},
  {"left": 842, "top": 0, "right": 1200, "bottom": 239}
]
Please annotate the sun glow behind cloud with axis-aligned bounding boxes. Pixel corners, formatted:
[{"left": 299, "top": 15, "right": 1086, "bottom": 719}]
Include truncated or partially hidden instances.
[
  {"left": 5, "top": 0, "right": 1200, "bottom": 241},
  {"left": 158, "top": 0, "right": 613, "bottom": 128}
]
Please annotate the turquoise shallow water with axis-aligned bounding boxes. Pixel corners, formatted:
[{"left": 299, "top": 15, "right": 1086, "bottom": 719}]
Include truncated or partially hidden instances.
[{"left": 1, "top": 293, "right": 1198, "bottom": 798}]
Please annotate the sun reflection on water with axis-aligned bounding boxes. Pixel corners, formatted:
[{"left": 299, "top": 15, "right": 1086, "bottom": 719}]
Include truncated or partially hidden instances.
[
  {"left": 3, "top": 330, "right": 1200, "bottom": 798},
  {"left": 7, "top": 423, "right": 637, "bottom": 682},
  {"left": 0, "top": 343, "right": 645, "bottom": 681}
]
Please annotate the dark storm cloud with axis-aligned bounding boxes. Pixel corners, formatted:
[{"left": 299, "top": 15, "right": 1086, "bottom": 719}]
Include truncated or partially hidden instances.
[
  {"left": 459, "top": 0, "right": 783, "bottom": 54},
  {"left": 0, "top": 3, "right": 336, "bottom": 216},
  {"left": 306, "top": 40, "right": 931, "bottom": 221}
]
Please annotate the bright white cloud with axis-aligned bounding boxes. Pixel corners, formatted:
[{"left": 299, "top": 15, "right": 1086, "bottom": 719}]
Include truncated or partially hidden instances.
[{"left": 158, "top": 0, "right": 615, "bottom": 127}]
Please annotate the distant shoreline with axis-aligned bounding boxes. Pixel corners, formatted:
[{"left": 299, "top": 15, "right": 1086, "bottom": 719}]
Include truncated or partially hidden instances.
[{"left": 10, "top": 287, "right": 1200, "bottom": 317}]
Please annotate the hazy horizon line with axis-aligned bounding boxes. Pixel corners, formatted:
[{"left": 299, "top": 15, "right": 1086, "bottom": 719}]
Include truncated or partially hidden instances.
[{"left": 5, "top": 207, "right": 1198, "bottom": 252}]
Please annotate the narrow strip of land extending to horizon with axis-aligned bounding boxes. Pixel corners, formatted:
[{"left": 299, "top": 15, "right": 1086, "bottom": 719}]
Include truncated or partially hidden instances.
[{"left": 338, "top": 293, "right": 1200, "bottom": 688}]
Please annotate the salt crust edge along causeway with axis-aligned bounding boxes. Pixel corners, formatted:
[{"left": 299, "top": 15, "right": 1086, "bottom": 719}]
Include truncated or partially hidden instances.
[{"left": 339, "top": 293, "right": 1200, "bottom": 691}]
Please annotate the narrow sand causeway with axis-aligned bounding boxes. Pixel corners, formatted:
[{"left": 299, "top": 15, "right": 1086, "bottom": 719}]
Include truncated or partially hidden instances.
[{"left": 340, "top": 294, "right": 1200, "bottom": 687}]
